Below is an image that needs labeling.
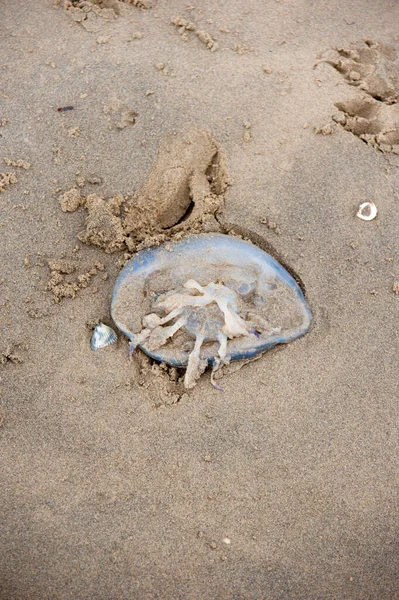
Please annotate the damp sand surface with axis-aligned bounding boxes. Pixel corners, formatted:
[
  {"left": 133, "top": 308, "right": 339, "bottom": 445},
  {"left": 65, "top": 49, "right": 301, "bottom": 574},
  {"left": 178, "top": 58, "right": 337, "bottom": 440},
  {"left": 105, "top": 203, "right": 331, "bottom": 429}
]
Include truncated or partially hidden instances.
[{"left": 1, "top": 1, "right": 399, "bottom": 599}]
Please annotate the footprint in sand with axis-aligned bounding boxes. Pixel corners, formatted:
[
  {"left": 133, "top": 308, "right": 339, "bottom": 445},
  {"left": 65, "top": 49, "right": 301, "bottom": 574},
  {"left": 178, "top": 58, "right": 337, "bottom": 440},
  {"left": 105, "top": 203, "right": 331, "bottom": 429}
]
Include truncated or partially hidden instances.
[{"left": 322, "top": 40, "right": 399, "bottom": 154}]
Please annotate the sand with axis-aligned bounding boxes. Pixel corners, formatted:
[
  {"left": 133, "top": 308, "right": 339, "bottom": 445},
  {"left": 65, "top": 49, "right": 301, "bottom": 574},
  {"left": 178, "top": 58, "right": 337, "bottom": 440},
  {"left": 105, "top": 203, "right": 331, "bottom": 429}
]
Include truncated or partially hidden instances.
[
  {"left": 1, "top": 0, "right": 399, "bottom": 598},
  {"left": 74, "top": 129, "right": 228, "bottom": 253}
]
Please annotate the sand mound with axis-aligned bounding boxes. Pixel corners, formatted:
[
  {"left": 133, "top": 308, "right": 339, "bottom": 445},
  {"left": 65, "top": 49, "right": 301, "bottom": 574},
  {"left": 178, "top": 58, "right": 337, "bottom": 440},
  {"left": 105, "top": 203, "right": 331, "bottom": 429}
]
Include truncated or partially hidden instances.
[{"left": 61, "top": 129, "right": 229, "bottom": 254}]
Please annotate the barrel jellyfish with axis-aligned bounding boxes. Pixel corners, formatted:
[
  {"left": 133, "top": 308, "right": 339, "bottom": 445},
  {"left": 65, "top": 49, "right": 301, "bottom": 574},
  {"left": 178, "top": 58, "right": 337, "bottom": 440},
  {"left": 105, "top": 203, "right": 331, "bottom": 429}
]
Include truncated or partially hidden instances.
[{"left": 111, "top": 233, "right": 311, "bottom": 388}]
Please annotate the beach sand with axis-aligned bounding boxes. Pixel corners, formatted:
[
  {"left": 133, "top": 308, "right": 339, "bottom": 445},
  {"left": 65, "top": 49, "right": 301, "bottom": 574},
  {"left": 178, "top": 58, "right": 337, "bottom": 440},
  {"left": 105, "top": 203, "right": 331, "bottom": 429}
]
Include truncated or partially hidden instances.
[{"left": 1, "top": 1, "right": 398, "bottom": 598}]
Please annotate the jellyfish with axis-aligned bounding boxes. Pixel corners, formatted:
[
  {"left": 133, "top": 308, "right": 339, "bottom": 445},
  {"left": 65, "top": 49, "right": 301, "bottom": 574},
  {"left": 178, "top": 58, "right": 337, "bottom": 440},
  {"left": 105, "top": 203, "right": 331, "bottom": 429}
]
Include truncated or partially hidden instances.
[{"left": 111, "top": 234, "right": 311, "bottom": 389}]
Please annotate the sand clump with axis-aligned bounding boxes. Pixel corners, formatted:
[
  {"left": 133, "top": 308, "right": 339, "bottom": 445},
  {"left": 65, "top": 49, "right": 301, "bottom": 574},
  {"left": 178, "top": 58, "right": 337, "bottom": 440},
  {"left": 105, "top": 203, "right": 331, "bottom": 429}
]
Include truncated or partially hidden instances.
[
  {"left": 77, "top": 193, "right": 126, "bottom": 253},
  {"left": 61, "top": 129, "right": 228, "bottom": 254},
  {"left": 3, "top": 157, "right": 31, "bottom": 170},
  {"left": 0, "top": 172, "right": 18, "bottom": 193},
  {"left": 45, "top": 258, "right": 105, "bottom": 302},
  {"left": 0, "top": 158, "right": 31, "bottom": 193},
  {"left": 61, "top": 0, "right": 152, "bottom": 31},
  {"left": 61, "top": 0, "right": 118, "bottom": 33},
  {"left": 59, "top": 187, "right": 83, "bottom": 212},
  {"left": 260, "top": 217, "right": 281, "bottom": 235},
  {"left": 63, "top": 1, "right": 118, "bottom": 21},
  {"left": 136, "top": 354, "right": 188, "bottom": 408},
  {"left": 171, "top": 16, "right": 219, "bottom": 52}
]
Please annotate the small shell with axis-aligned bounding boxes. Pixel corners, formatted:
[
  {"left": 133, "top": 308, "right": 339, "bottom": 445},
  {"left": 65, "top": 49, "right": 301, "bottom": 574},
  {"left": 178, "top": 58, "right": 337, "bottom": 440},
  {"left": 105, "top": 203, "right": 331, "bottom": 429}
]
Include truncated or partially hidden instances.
[
  {"left": 90, "top": 323, "right": 117, "bottom": 351},
  {"left": 357, "top": 201, "right": 377, "bottom": 221}
]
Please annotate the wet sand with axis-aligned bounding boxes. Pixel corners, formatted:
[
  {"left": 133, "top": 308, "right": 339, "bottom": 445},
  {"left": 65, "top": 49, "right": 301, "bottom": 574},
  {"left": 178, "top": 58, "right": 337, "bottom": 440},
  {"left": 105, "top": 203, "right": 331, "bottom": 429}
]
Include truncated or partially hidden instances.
[{"left": 1, "top": 1, "right": 398, "bottom": 598}]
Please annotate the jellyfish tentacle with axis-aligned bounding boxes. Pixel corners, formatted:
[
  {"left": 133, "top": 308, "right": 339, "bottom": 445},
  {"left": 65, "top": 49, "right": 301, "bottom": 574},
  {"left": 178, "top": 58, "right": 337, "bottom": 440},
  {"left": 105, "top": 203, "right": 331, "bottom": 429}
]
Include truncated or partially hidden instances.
[
  {"left": 158, "top": 287, "right": 210, "bottom": 312},
  {"left": 129, "top": 328, "right": 152, "bottom": 357},
  {"left": 133, "top": 279, "right": 255, "bottom": 387},
  {"left": 210, "top": 355, "right": 225, "bottom": 392},
  {"left": 184, "top": 330, "right": 207, "bottom": 389},
  {"left": 143, "top": 307, "right": 186, "bottom": 329},
  {"left": 216, "top": 297, "right": 249, "bottom": 337},
  {"left": 217, "top": 330, "right": 228, "bottom": 361},
  {"left": 184, "top": 279, "right": 205, "bottom": 293},
  {"left": 147, "top": 315, "right": 188, "bottom": 350}
]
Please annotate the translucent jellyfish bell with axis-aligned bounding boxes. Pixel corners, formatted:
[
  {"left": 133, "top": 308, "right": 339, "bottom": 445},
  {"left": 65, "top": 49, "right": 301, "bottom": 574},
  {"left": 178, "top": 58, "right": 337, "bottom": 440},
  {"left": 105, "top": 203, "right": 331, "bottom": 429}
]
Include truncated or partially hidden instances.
[{"left": 111, "top": 233, "right": 312, "bottom": 388}]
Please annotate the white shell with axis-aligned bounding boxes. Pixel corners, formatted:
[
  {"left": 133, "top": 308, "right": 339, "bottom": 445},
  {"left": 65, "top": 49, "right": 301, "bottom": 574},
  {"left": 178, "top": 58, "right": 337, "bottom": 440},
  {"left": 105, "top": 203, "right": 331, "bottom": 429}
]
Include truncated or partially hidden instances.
[
  {"left": 357, "top": 201, "right": 377, "bottom": 221},
  {"left": 90, "top": 323, "right": 117, "bottom": 351}
]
